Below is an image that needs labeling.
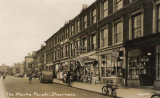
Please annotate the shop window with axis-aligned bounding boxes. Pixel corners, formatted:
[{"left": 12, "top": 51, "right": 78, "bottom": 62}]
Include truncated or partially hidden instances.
[
  {"left": 114, "top": 21, "right": 123, "bottom": 44},
  {"left": 128, "top": 49, "right": 151, "bottom": 80},
  {"left": 132, "top": 13, "right": 142, "bottom": 39},
  {"left": 101, "top": 28, "right": 108, "bottom": 48},
  {"left": 101, "top": 53, "right": 123, "bottom": 77},
  {"left": 102, "top": 0, "right": 108, "bottom": 18}
]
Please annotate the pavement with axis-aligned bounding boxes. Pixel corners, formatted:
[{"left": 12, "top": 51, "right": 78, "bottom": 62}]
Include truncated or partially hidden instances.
[
  {"left": 0, "top": 78, "right": 8, "bottom": 98},
  {"left": 53, "top": 78, "right": 160, "bottom": 98}
]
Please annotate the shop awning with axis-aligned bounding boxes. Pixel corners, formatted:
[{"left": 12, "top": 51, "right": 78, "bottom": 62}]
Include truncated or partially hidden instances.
[{"left": 72, "top": 56, "right": 98, "bottom": 67}]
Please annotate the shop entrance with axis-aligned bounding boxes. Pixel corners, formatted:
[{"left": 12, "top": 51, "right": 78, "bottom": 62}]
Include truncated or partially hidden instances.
[{"left": 127, "top": 47, "right": 155, "bottom": 86}]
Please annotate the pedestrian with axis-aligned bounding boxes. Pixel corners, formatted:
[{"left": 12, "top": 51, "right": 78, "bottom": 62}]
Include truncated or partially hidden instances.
[
  {"left": 29, "top": 74, "right": 32, "bottom": 84},
  {"left": 3, "top": 74, "right": 5, "bottom": 79},
  {"left": 68, "top": 75, "right": 72, "bottom": 87}
]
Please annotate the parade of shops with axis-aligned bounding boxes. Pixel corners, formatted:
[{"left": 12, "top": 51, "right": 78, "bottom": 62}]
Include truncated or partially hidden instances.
[{"left": 30, "top": 0, "right": 160, "bottom": 90}]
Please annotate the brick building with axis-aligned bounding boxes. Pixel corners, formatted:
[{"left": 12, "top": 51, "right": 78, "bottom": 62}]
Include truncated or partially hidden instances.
[{"left": 34, "top": 0, "right": 160, "bottom": 88}]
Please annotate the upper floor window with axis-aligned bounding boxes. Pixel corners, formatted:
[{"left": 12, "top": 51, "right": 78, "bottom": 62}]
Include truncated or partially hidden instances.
[
  {"left": 58, "top": 34, "right": 60, "bottom": 43},
  {"left": 102, "top": 0, "right": 108, "bottom": 18},
  {"left": 83, "top": 15, "right": 87, "bottom": 29},
  {"left": 101, "top": 28, "right": 108, "bottom": 48},
  {"left": 92, "top": 8, "right": 97, "bottom": 24},
  {"left": 158, "top": 5, "right": 160, "bottom": 33},
  {"left": 54, "top": 51, "right": 57, "bottom": 60},
  {"left": 114, "top": 21, "right": 123, "bottom": 44},
  {"left": 71, "top": 24, "right": 74, "bottom": 36},
  {"left": 114, "top": 0, "right": 123, "bottom": 11},
  {"left": 91, "top": 33, "right": 96, "bottom": 50},
  {"left": 70, "top": 43, "right": 73, "bottom": 56},
  {"left": 65, "top": 45, "right": 69, "bottom": 57},
  {"left": 76, "top": 20, "right": 80, "bottom": 33},
  {"left": 61, "top": 47, "right": 63, "bottom": 59},
  {"left": 75, "top": 40, "right": 80, "bottom": 55},
  {"left": 54, "top": 36, "right": 57, "bottom": 45},
  {"left": 66, "top": 28, "right": 69, "bottom": 38},
  {"left": 82, "top": 37, "right": 87, "bottom": 53},
  {"left": 132, "top": 13, "right": 142, "bottom": 38}
]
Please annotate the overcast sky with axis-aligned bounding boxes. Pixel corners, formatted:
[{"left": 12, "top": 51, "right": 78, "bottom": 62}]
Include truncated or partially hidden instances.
[{"left": 0, "top": 0, "right": 95, "bottom": 66}]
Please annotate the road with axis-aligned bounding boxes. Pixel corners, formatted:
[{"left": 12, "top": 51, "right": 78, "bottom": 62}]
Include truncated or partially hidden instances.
[{"left": 2, "top": 76, "right": 112, "bottom": 98}]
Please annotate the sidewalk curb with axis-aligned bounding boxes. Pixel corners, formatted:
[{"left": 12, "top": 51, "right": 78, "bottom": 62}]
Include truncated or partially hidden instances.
[
  {"left": 52, "top": 81, "right": 122, "bottom": 98},
  {"left": 53, "top": 81, "right": 102, "bottom": 95}
]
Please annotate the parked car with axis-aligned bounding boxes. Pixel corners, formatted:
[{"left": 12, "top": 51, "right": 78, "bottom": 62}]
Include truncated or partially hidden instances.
[{"left": 39, "top": 71, "right": 53, "bottom": 83}]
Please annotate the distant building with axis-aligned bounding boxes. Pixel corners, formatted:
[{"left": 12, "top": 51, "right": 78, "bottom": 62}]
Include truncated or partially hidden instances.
[
  {"left": 0, "top": 64, "right": 11, "bottom": 75},
  {"left": 24, "top": 53, "right": 34, "bottom": 76}
]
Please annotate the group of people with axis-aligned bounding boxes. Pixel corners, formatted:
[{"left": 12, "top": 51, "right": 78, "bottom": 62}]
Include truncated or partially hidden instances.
[{"left": 63, "top": 71, "right": 72, "bottom": 86}]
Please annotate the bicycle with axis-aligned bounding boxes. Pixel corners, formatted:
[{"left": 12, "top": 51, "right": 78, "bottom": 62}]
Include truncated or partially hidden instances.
[
  {"left": 151, "top": 92, "right": 160, "bottom": 98},
  {"left": 102, "top": 83, "right": 118, "bottom": 97}
]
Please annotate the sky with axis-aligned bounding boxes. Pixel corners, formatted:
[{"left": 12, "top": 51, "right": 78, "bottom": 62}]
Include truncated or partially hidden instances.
[{"left": 0, "top": 0, "right": 95, "bottom": 66}]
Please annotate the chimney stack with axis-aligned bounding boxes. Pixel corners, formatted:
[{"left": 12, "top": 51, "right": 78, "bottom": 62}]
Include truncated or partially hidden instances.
[{"left": 82, "top": 4, "right": 88, "bottom": 10}]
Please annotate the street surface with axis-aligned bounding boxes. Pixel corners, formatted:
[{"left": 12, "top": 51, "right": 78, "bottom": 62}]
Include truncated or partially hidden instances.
[{"left": 2, "top": 76, "right": 112, "bottom": 98}]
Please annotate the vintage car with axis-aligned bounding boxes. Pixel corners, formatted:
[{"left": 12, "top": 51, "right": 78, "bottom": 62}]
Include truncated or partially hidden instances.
[{"left": 39, "top": 71, "right": 53, "bottom": 83}]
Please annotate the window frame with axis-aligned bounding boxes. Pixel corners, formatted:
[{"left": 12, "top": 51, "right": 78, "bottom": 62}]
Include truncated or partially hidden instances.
[
  {"left": 90, "top": 32, "right": 96, "bottom": 51},
  {"left": 76, "top": 20, "right": 80, "bottom": 33},
  {"left": 92, "top": 8, "right": 97, "bottom": 24},
  {"left": 83, "top": 15, "right": 87, "bottom": 29},
  {"left": 102, "top": 0, "right": 108, "bottom": 18},
  {"left": 114, "top": 0, "right": 123, "bottom": 11},
  {"left": 114, "top": 21, "right": 123, "bottom": 44},
  {"left": 132, "top": 13, "right": 142, "bottom": 39},
  {"left": 100, "top": 27, "right": 108, "bottom": 48}
]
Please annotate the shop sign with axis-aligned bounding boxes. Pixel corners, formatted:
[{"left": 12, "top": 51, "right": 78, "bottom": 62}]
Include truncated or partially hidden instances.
[{"left": 112, "top": 51, "right": 119, "bottom": 57}]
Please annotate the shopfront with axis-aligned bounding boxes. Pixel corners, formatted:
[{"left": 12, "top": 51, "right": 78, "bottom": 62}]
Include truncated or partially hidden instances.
[
  {"left": 125, "top": 33, "right": 160, "bottom": 87},
  {"left": 127, "top": 47, "right": 155, "bottom": 86},
  {"left": 99, "top": 48, "right": 125, "bottom": 86},
  {"left": 71, "top": 56, "right": 99, "bottom": 83}
]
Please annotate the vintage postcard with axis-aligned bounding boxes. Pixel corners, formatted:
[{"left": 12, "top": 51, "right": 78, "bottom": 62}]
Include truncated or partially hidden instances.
[{"left": 0, "top": 0, "right": 160, "bottom": 98}]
